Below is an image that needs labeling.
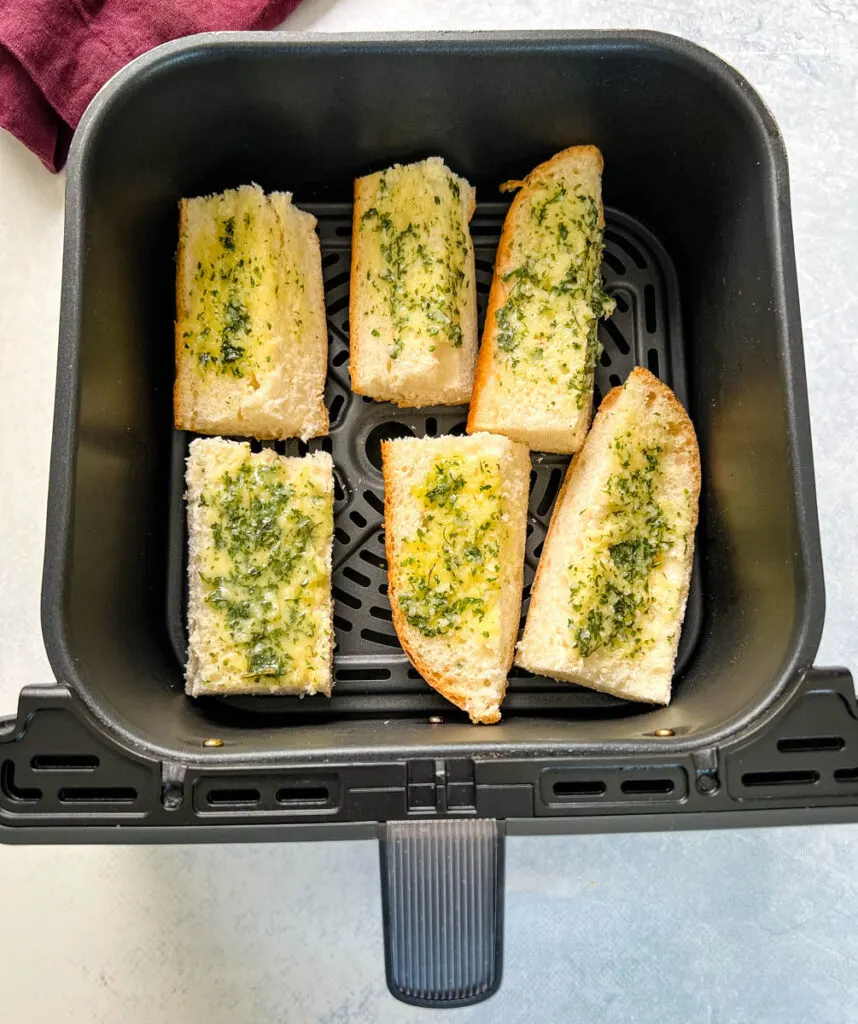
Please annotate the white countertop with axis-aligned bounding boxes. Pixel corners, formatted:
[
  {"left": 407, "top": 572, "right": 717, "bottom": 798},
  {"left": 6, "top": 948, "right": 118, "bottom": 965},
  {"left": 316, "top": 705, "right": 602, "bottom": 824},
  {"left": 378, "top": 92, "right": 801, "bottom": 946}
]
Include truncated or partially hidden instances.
[{"left": 1, "top": 1, "right": 856, "bottom": 1021}]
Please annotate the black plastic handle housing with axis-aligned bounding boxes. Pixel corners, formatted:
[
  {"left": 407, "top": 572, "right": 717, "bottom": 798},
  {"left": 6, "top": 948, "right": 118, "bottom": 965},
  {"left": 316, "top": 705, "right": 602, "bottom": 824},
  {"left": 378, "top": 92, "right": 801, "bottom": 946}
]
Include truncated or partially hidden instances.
[{"left": 379, "top": 818, "right": 505, "bottom": 1007}]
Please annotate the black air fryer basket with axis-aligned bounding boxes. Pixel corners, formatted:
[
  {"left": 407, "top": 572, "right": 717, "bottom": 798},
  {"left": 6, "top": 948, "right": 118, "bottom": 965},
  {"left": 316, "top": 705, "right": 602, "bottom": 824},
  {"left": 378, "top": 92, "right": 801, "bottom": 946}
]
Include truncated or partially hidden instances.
[{"left": 1, "top": 31, "right": 853, "bottom": 1008}]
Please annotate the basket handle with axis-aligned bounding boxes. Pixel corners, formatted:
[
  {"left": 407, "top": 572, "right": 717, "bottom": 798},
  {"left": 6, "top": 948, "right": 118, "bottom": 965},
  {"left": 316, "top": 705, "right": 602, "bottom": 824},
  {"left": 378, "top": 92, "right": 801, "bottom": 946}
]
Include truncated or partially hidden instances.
[{"left": 379, "top": 818, "right": 505, "bottom": 1008}]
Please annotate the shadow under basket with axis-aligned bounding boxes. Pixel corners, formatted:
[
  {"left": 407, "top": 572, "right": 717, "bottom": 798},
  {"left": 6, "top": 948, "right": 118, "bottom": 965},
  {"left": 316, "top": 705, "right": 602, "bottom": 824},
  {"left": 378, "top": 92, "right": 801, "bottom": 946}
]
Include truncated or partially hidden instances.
[{"left": 1, "top": 31, "right": 852, "bottom": 1009}]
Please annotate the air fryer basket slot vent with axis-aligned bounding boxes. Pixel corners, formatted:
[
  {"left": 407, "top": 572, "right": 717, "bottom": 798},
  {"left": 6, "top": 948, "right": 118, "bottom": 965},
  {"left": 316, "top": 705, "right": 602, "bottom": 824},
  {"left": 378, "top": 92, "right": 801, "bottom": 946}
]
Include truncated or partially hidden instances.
[
  {"left": 57, "top": 786, "right": 138, "bottom": 803},
  {"left": 777, "top": 736, "right": 844, "bottom": 753},
  {"left": 206, "top": 788, "right": 261, "bottom": 806},
  {"left": 620, "top": 778, "right": 675, "bottom": 795},
  {"left": 553, "top": 780, "right": 607, "bottom": 797},
  {"left": 276, "top": 785, "right": 330, "bottom": 805},
  {"left": 30, "top": 754, "right": 100, "bottom": 771},
  {"left": 742, "top": 770, "right": 820, "bottom": 788},
  {"left": 1, "top": 761, "right": 42, "bottom": 802},
  {"left": 540, "top": 765, "right": 687, "bottom": 805}
]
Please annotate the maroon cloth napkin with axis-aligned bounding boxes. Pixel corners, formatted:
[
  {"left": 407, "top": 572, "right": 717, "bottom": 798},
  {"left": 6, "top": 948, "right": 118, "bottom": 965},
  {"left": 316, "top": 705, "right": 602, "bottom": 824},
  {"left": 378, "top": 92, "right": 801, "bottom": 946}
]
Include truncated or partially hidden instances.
[{"left": 0, "top": 0, "right": 301, "bottom": 171}]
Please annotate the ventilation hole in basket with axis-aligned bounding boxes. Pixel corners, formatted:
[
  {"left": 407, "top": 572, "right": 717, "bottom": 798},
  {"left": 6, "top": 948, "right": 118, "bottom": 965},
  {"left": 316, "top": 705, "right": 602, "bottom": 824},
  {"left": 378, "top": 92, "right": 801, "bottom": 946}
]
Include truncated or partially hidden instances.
[
  {"left": 361, "top": 627, "right": 401, "bottom": 648},
  {"left": 526, "top": 522, "right": 534, "bottom": 537},
  {"left": 249, "top": 438, "right": 264, "bottom": 453},
  {"left": 363, "top": 490, "right": 385, "bottom": 515},
  {"left": 365, "top": 421, "right": 416, "bottom": 470},
  {"left": 553, "top": 779, "right": 606, "bottom": 797},
  {"left": 318, "top": 436, "right": 333, "bottom": 454},
  {"left": 335, "top": 224, "right": 352, "bottom": 237},
  {"left": 342, "top": 318, "right": 350, "bottom": 333},
  {"left": 425, "top": 416, "right": 437, "bottom": 437},
  {"left": 31, "top": 754, "right": 99, "bottom": 771},
  {"left": 327, "top": 294, "right": 350, "bottom": 317},
  {"left": 522, "top": 582, "right": 533, "bottom": 599},
  {"left": 370, "top": 605, "right": 393, "bottom": 622},
  {"left": 407, "top": 667, "right": 422, "bottom": 679},
  {"left": 593, "top": 383, "right": 603, "bottom": 406},
  {"left": 276, "top": 785, "right": 330, "bottom": 805},
  {"left": 602, "top": 250, "right": 626, "bottom": 275},
  {"left": 332, "top": 348, "right": 350, "bottom": 367},
  {"left": 509, "top": 666, "right": 535, "bottom": 679},
  {"left": 359, "top": 549, "right": 387, "bottom": 570},
  {"left": 207, "top": 788, "right": 260, "bottom": 807},
  {"left": 350, "top": 509, "right": 367, "bottom": 528},
  {"left": 742, "top": 770, "right": 820, "bottom": 787},
  {"left": 533, "top": 541, "right": 544, "bottom": 559},
  {"left": 332, "top": 585, "right": 362, "bottom": 610},
  {"left": 378, "top": 581, "right": 389, "bottom": 596},
  {"left": 334, "top": 527, "right": 351, "bottom": 545},
  {"left": 475, "top": 257, "right": 495, "bottom": 273},
  {"left": 334, "top": 614, "right": 353, "bottom": 632},
  {"left": 336, "top": 667, "right": 392, "bottom": 681},
  {"left": 297, "top": 440, "right": 310, "bottom": 456},
  {"left": 376, "top": 531, "right": 385, "bottom": 546},
  {"left": 325, "top": 270, "right": 350, "bottom": 291},
  {"left": 602, "top": 315, "right": 631, "bottom": 355},
  {"left": 608, "top": 232, "right": 647, "bottom": 269},
  {"left": 644, "top": 285, "right": 657, "bottom": 334},
  {"left": 343, "top": 566, "right": 371, "bottom": 588},
  {"left": 620, "top": 778, "right": 674, "bottom": 795},
  {"left": 613, "top": 292, "right": 630, "bottom": 314},
  {"left": 333, "top": 470, "right": 347, "bottom": 503},
  {"left": 58, "top": 786, "right": 138, "bottom": 803},
  {"left": 529, "top": 469, "right": 538, "bottom": 495},
  {"left": 1, "top": 761, "right": 42, "bottom": 801},
  {"left": 329, "top": 393, "right": 345, "bottom": 425},
  {"left": 777, "top": 736, "right": 844, "bottom": 753},
  {"left": 609, "top": 373, "right": 622, "bottom": 389},
  {"left": 599, "top": 347, "right": 612, "bottom": 367},
  {"left": 834, "top": 767, "right": 858, "bottom": 783},
  {"left": 322, "top": 252, "right": 339, "bottom": 268},
  {"left": 449, "top": 421, "right": 468, "bottom": 436},
  {"left": 647, "top": 348, "right": 660, "bottom": 376}
]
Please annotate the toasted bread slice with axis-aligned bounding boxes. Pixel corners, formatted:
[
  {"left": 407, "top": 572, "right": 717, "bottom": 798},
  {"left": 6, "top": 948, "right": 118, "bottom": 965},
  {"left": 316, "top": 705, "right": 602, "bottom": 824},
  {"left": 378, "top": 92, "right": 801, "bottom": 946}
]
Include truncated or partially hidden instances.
[
  {"left": 467, "top": 146, "right": 615, "bottom": 453},
  {"left": 185, "top": 438, "right": 334, "bottom": 696},
  {"left": 382, "top": 433, "right": 530, "bottom": 723},
  {"left": 515, "top": 368, "right": 700, "bottom": 704},
  {"left": 350, "top": 158, "right": 478, "bottom": 406},
  {"left": 175, "top": 184, "right": 328, "bottom": 440}
]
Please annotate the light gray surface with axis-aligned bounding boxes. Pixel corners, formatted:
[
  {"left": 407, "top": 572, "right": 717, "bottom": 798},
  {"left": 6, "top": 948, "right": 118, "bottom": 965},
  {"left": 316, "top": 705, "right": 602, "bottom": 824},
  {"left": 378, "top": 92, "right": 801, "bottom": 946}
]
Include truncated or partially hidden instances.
[{"left": 0, "top": 1, "right": 856, "bottom": 1021}]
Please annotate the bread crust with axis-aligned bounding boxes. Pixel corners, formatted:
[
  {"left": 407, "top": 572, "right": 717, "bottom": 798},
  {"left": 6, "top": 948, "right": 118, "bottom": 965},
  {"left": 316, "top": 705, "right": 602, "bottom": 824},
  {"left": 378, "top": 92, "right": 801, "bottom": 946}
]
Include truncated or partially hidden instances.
[
  {"left": 173, "top": 198, "right": 191, "bottom": 429},
  {"left": 348, "top": 173, "right": 372, "bottom": 398},
  {"left": 468, "top": 145, "right": 606, "bottom": 452},
  {"left": 515, "top": 366, "right": 701, "bottom": 703}
]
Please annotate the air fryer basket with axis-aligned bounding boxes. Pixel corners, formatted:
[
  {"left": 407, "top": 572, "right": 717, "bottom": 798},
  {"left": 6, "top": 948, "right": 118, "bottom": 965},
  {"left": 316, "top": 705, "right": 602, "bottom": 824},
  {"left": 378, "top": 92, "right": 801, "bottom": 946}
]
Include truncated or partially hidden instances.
[{"left": 1, "top": 32, "right": 852, "bottom": 1008}]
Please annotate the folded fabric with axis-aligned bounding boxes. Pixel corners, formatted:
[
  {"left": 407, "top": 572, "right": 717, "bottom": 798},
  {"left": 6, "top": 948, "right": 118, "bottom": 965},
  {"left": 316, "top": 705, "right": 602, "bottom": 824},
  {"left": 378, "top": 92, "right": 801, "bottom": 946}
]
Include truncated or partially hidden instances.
[{"left": 0, "top": 0, "right": 300, "bottom": 171}]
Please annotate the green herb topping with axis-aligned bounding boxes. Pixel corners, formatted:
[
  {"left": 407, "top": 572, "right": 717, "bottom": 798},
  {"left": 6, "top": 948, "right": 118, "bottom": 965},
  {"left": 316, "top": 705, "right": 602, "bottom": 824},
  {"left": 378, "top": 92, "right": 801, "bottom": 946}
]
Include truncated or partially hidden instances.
[
  {"left": 568, "top": 434, "right": 670, "bottom": 658},
  {"left": 397, "top": 456, "right": 504, "bottom": 639},
  {"left": 199, "top": 458, "right": 332, "bottom": 688}
]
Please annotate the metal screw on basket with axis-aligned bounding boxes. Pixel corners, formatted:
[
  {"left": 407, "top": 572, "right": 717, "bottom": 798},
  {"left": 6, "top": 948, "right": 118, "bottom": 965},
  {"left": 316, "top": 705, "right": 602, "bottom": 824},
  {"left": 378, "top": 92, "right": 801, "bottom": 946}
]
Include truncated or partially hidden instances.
[
  {"left": 428, "top": 716, "right": 444, "bottom": 725},
  {"left": 161, "top": 783, "right": 184, "bottom": 811},
  {"left": 203, "top": 737, "right": 223, "bottom": 748},
  {"left": 697, "top": 773, "right": 719, "bottom": 795},
  {"left": 654, "top": 728, "right": 675, "bottom": 737}
]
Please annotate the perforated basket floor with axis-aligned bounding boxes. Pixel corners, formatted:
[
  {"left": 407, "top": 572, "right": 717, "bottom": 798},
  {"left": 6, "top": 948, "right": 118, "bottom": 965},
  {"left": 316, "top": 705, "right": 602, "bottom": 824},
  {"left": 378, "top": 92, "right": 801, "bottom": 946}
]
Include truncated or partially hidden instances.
[{"left": 167, "top": 201, "right": 702, "bottom": 720}]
